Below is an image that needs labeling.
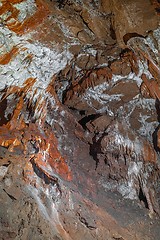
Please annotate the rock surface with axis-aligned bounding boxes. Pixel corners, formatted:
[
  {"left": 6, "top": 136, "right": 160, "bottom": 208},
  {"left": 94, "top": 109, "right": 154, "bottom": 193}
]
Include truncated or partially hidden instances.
[
  {"left": 111, "top": 0, "right": 159, "bottom": 47},
  {"left": 0, "top": 0, "right": 160, "bottom": 239}
]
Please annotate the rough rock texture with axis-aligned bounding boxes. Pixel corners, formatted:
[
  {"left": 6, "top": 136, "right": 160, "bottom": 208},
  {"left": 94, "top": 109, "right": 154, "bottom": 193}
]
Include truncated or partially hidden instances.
[
  {"left": 111, "top": 0, "right": 159, "bottom": 47},
  {"left": 0, "top": 0, "right": 160, "bottom": 239}
]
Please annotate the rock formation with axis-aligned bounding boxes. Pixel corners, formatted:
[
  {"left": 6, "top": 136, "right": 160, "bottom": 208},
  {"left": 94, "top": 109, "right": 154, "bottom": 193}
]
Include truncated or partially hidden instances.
[{"left": 0, "top": 0, "right": 160, "bottom": 239}]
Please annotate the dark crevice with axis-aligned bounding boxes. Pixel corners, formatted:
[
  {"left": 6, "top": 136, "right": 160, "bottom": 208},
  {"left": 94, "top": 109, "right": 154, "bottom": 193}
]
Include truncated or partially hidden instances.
[
  {"left": 155, "top": 98, "right": 160, "bottom": 122},
  {"left": 77, "top": 212, "right": 96, "bottom": 230},
  {"left": 153, "top": 99, "right": 160, "bottom": 152},
  {"left": 152, "top": 126, "right": 160, "bottom": 152},
  {"left": 155, "top": 8, "right": 160, "bottom": 13},
  {"left": 30, "top": 158, "right": 58, "bottom": 185},
  {"left": 138, "top": 186, "right": 149, "bottom": 209},
  {"left": 89, "top": 133, "right": 106, "bottom": 169},
  {"left": 3, "top": 189, "right": 17, "bottom": 201},
  {"left": 120, "top": 48, "right": 132, "bottom": 56},
  {"left": 2, "top": 161, "right": 11, "bottom": 167},
  {"left": 79, "top": 110, "right": 86, "bottom": 116},
  {"left": 123, "top": 33, "right": 145, "bottom": 45},
  {"left": 0, "top": 98, "right": 8, "bottom": 126},
  {"left": 50, "top": 0, "right": 67, "bottom": 9},
  {"left": 79, "top": 15, "right": 94, "bottom": 35},
  {"left": 27, "top": 102, "right": 35, "bottom": 119},
  {"left": 110, "top": 16, "right": 116, "bottom": 40},
  {"left": 30, "top": 158, "right": 62, "bottom": 198},
  {"left": 78, "top": 114, "right": 100, "bottom": 129}
]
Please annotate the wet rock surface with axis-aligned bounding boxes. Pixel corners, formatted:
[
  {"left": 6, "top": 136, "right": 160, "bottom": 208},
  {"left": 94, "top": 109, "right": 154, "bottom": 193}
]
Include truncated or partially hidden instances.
[{"left": 0, "top": 0, "right": 160, "bottom": 239}]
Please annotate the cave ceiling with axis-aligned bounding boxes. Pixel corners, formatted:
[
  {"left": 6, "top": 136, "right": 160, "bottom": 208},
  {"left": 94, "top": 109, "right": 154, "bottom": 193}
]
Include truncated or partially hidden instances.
[{"left": 0, "top": 1, "right": 160, "bottom": 239}]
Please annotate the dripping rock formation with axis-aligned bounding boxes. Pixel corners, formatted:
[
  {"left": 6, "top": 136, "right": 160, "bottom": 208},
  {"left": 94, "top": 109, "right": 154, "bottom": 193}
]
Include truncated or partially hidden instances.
[{"left": 0, "top": 0, "right": 160, "bottom": 239}]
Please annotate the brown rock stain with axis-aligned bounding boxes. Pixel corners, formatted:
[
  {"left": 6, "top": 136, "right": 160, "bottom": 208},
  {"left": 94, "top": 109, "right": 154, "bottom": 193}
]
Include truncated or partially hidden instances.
[
  {"left": 64, "top": 67, "right": 113, "bottom": 106},
  {"left": 143, "top": 141, "right": 157, "bottom": 163}
]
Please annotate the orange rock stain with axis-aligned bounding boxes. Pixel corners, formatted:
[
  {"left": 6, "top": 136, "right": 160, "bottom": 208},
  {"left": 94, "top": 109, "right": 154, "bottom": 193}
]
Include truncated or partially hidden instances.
[
  {"left": 0, "top": 0, "right": 72, "bottom": 183},
  {"left": 0, "top": 83, "right": 72, "bottom": 181},
  {"left": 0, "top": 0, "right": 50, "bottom": 35},
  {"left": 0, "top": 46, "right": 20, "bottom": 65}
]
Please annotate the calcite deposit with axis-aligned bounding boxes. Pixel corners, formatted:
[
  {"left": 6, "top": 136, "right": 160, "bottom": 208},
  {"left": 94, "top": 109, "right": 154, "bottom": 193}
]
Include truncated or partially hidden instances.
[{"left": 0, "top": 0, "right": 160, "bottom": 240}]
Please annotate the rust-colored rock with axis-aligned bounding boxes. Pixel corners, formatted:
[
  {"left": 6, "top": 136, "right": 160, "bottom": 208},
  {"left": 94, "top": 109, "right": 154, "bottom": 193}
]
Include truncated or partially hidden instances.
[
  {"left": 0, "top": 1, "right": 160, "bottom": 239},
  {"left": 111, "top": 0, "right": 159, "bottom": 47}
]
